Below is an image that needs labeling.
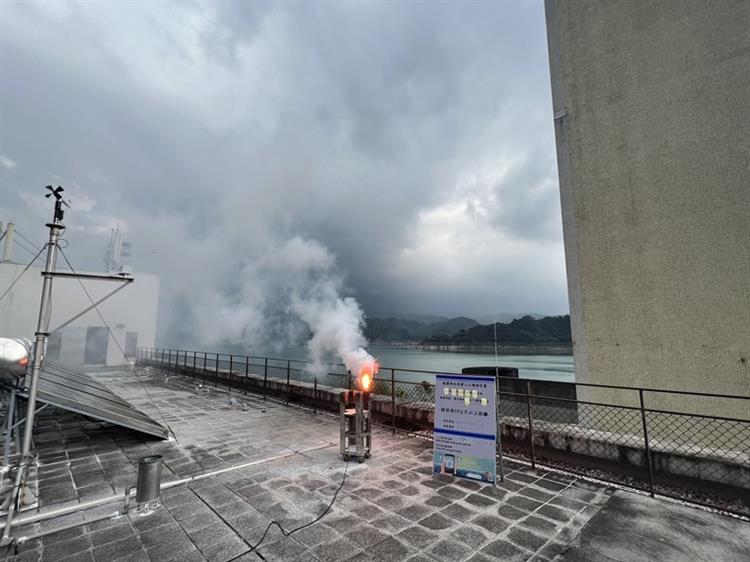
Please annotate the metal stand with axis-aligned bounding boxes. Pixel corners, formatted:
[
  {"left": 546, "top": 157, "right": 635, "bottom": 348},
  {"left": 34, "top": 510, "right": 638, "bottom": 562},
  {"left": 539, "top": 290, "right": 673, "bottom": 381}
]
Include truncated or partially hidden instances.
[
  {"left": 2, "top": 193, "right": 63, "bottom": 545},
  {"left": 2, "top": 389, "right": 22, "bottom": 470},
  {"left": 339, "top": 390, "right": 371, "bottom": 463}
]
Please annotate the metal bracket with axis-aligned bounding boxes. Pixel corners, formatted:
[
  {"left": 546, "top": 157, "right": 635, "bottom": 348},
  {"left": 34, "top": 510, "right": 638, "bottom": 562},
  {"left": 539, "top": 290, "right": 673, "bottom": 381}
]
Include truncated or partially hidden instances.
[{"left": 42, "top": 271, "right": 134, "bottom": 282}]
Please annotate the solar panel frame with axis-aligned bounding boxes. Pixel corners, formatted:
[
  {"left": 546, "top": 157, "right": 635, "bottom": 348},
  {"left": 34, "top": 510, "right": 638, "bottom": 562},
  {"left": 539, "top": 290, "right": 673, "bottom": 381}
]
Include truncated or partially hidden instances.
[{"left": 18, "top": 364, "right": 169, "bottom": 440}]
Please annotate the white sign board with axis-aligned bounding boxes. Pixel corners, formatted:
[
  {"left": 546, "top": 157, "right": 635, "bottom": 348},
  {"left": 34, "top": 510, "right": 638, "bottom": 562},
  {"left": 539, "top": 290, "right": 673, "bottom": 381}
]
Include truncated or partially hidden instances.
[{"left": 433, "top": 374, "right": 497, "bottom": 483}]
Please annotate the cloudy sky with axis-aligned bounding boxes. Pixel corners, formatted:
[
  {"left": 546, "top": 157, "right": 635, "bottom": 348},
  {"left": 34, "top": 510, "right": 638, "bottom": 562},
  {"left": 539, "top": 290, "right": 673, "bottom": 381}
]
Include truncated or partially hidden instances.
[{"left": 0, "top": 0, "right": 567, "bottom": 340}]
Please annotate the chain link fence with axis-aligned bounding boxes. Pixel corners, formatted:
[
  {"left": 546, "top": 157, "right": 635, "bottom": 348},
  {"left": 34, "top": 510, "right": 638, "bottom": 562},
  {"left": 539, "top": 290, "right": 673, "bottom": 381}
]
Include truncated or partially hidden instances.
[{"left": 138, "top": 347, "right": 750, "bottom": 516}]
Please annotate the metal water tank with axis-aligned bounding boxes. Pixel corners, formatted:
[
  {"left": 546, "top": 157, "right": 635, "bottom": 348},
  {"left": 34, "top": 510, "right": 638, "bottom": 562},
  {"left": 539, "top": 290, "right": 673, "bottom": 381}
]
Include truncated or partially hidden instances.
[{"left": 0, "top": 338, "right": 31, "bottom": 384}]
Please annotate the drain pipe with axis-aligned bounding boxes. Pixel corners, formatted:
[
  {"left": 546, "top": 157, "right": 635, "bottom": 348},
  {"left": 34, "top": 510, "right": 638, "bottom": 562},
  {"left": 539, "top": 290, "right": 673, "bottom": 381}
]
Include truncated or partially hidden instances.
[{"left": 6, "top": 442, "right": 336, "bottom": 531}]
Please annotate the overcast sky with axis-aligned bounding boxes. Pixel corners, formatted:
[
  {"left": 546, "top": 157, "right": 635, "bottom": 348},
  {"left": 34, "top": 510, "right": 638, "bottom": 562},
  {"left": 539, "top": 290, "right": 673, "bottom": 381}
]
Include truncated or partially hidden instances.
[{"left": 0, "top": 1, "right": 568, "bottom": 332}]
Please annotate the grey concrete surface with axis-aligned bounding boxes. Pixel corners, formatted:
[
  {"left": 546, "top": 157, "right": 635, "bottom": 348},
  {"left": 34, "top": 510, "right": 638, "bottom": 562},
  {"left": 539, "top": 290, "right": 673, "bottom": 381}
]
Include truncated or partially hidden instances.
[
  {"left": 558, "top": 491, "right": 750, "bottom": 562},
  {"left": 2, "top": 367, "right": 611, "bottom": 561},
  {"left": 2, "top": 367, "right": 747, "bottom": 561}
]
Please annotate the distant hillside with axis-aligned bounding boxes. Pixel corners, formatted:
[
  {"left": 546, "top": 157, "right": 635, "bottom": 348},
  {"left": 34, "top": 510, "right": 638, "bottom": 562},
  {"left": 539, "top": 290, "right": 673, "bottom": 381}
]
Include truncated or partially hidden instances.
[
  {"left": 424, "top": 317, "right": 479, "bottom": 338},
  {"left": 422, "top": 315, "right": 572, "bottom": 350},
  {"left": 475, "top": 312, "right": 545, "bottom": 325},
  {"left": 364, "top": 316, "right": 479, "bottom": 342}
]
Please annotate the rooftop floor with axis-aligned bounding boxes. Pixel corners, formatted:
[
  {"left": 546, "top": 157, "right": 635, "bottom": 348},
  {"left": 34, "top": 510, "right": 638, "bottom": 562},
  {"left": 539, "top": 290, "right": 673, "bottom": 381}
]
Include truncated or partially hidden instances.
[{"left": 2, "top": 367, "right": 748, "bottom": 562}]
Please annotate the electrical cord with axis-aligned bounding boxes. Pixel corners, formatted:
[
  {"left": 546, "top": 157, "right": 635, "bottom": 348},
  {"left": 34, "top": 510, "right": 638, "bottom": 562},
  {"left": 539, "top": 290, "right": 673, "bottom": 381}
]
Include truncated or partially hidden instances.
[
  {"left": 225, "top": 456, "right": 350, "bottom": 561},
  {"left": 56, "top": 247, "right": 179, "bottom": 442}
]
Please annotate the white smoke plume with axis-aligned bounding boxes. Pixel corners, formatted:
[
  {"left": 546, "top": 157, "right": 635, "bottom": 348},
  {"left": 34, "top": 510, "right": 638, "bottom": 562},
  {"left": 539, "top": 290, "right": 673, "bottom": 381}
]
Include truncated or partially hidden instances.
[{"left": 191, "top": 237, "right": 376, "bottom": 377}]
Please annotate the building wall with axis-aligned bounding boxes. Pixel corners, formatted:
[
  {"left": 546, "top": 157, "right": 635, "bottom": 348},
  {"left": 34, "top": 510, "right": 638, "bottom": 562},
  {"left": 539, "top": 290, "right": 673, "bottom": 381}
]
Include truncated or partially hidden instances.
[
  {"left": 0, "top": 262, "right": 159, "bottom": 366},
  {"left": 545, "top": 0, "right": 750, "bottom": 419}
]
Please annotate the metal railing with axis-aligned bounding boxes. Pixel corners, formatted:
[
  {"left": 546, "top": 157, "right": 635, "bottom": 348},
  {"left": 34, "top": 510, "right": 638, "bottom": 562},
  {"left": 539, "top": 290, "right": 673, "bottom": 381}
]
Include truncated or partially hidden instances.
[{"left": 136, "top": 347, "right": 750, "bottom": 516}]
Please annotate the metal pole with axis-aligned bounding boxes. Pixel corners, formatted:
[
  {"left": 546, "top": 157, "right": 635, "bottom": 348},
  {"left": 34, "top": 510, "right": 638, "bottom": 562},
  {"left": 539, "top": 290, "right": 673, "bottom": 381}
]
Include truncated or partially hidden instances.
[
  {"left": 525, "top": 380, "right": 536, "bottom": 469},
  {"left": 3, "top": 389, "right": 17, "bottom": 467},
  {"left": 639, "top": 389, "right": 655, "bottom": 497},
  {"left": 391, "top": 368, "right": 396, "bottom": 434},
  {"left": 286, "top": 360, "right": 291, "bottom": 405},
  {"left": 4, "top": 200, "right": 63, "bottom": 541},
  {"left": 229, "top": 354, "right": 234, "bottom": 390},
  {"left": 496, "top": 380, "right": 504, "bottom": 485},
  {"left": 314, "top": 378, "right": 318, "bottom": 414},
  {"left": 193, "top": 351, "right": 197, "bottom": 380},
  {"left": 263, "top": 358, "right": 268, "bottom": 401},
  {"left": 215, "top": 353, "right": 219, "bottom": 387},
  {"left": 244, "top": 356, "right": 249, "bottom": 395}
]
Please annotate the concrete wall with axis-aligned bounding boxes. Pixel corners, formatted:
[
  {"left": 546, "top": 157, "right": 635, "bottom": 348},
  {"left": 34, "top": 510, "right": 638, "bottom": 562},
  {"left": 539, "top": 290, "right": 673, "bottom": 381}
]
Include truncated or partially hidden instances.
[
  {"left": 545, "top": 0, "right": 750, "bottom": 419},
  {"left": 0, "top": 262, "right": 159, "bottom": 366}
]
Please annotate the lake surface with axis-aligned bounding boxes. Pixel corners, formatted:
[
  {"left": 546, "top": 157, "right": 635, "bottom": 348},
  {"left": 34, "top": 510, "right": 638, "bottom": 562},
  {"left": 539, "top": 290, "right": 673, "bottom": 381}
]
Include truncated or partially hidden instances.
[
  {"left": 227, "top": 343, "right": 575, "bottom": 384},
  {"left": 368, "top": 345, "right": 575, "bottom": 383}
]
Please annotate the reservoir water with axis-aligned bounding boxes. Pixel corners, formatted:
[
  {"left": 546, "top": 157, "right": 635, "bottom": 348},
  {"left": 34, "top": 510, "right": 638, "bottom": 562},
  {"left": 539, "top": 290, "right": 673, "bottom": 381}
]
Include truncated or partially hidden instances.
[
  {"left": 229, "top": 343, "right": 575, "bottom": 384},
  {"left": 369, "top": 345, "right": 575, "bottom": 383}
]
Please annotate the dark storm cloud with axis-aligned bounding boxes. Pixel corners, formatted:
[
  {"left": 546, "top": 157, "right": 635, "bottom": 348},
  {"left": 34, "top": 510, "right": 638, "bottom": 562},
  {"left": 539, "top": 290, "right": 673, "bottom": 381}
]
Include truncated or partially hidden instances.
[{"left": 0, "top": 1, "right": 567, "bottom": 343}]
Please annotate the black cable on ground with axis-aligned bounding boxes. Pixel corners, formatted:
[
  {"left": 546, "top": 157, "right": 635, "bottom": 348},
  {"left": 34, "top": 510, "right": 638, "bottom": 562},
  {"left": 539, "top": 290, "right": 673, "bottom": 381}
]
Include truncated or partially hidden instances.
[{"left": 224, "top": 457, "right": 351, "bottom": 561}]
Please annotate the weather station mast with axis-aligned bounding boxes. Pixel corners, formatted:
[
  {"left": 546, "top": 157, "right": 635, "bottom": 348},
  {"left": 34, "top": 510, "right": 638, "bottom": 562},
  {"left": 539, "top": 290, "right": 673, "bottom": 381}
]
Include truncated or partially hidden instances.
[{"left": 2, "top": 187, "right": 135, "bottom": 544}]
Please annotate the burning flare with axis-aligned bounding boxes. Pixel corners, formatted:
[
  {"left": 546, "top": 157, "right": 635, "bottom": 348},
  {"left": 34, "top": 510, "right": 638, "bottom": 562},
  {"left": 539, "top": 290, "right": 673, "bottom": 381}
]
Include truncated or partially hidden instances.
[{"left": 356, "top": 359, "right": 378, "bottom": 392}]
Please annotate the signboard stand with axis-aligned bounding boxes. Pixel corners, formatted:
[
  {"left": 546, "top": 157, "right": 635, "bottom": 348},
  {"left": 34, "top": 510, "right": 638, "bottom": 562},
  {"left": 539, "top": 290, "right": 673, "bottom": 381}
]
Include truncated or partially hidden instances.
[{"left": 432, "top": 373, "right": 504, "bottom": 493}]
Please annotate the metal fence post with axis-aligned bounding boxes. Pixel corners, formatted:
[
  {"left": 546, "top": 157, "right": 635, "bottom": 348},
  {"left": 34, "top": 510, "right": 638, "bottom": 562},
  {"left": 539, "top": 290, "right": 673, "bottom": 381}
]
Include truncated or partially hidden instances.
[
  {"left": 525, "top": 380, "right": 536, "bottom": 469},
  {"left": 348, "top": 370, "right": 352, "bottom": 390},
  {"left": 215, "top": 353, "right": 219, "bottom": 387},
  {"left": 314, "top": 378, "right": 318, "bottom": 414},
  {"left": 286, "top": 360, "right": 291, "bottom": 405},
  {"left": 193, "top": 351, "right": 197, "bottom": 380},
  {"left": 391, "top": 368, "right": 396, "bottom": 434},
  {"left": 639, "top": 389, "right": 655, "bottom": 497},
  {"left": 263, "top": 358, "right": 268, "bottom": 401},
  {"left": 202, "top": 352, "right": 207, "bottom": 385},
  {"left": 167, "top": 350, "right": 172, "bottom": 375},
  {"left": 244, "top": 356, "right": 249, "bottom": 395},
  {"left": 229, "top": 354, "right": 234, "bottom": 390}
]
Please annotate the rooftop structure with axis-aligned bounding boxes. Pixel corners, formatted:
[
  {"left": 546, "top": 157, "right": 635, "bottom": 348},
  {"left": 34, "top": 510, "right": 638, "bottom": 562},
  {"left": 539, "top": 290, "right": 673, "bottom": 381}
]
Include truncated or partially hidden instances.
[
  {"left": 545, "top": 0, "right": 750, "bottom": 420},
  {"left": 0, "top": 221, "right": 158, "bottom": 367}
]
